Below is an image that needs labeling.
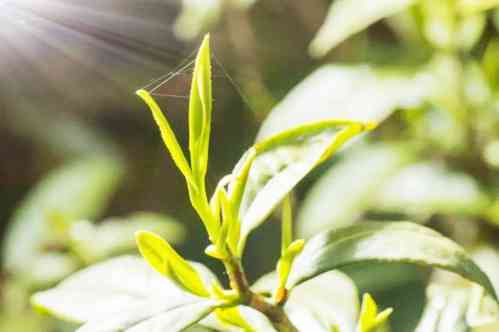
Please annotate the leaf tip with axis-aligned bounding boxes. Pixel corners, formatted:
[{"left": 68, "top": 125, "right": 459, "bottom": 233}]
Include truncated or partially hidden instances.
[
  {"left": 135, "top": 88, "right": 149, "bottom": 100},
  {"left": 364, "top": 122, "right": 378, "bottom": 131}
]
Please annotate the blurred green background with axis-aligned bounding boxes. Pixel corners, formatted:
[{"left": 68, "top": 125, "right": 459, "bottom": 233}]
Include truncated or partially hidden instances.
[{"left": 1, "top": 0, "right": 498, "bottom": 331}]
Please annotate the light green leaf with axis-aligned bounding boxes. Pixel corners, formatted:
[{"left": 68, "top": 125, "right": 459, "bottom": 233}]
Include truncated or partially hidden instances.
[
  {"left": 69, "top": 212, "right": 185, "bottom": 263},
  {"left": 297, "top": 144, "right": 408, "bottom": 239},
  {"left": 189, "top": 34, "right": 212, "bottom": 184},
  {"left": 236, "top": 121, "right": 374, "bottom": 255},
  {"left": 135, "top": 231, "right": 211, "bottom": 297},
  {"left": 373, "top": 162, "right": 489, "bottom": 218},
  {"left": 31, "top": 256, "right": 218, "bottom": 329},
  {"left": 309, "top": 0, "right": 416, "bottom": 57},
  {"left": 136, "top": 89, "right": 197, "bottom": 190},
  {"left": 286, "top": 222, "right": 498, "bottom": 302},
  {"left": 356, "top": 293, "right": 393, "bottom": 332},
  {"left": 2, "top": 156, "right": 123, "bottom": 284},
  {"left": 257, "top": 65, "right": 430, "bottom": 141}
]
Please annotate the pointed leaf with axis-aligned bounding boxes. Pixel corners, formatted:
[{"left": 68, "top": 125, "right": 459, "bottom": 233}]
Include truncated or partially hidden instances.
[
  {"left": 357, "top": 293, "right": 393, "bottom": 332},
  {"left": 286, "top": 222, "right": 498, "bottom": 302},
  {"left": 136, "top": 89, "right": 196, "bottom": 189},
  {"left": 309, "top": 0, "right": 416, "bottom": 57},
  {"left": 189, "top": 34, "right": 212, "bottom": 183},
  {"left": 135, "top": 231, "right": 210, "bottom": 297}
]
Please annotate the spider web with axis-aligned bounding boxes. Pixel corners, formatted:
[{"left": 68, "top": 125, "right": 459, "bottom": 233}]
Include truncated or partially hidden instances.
[{"left": 138, "top": 49, "right": 251, "bottom": 110}]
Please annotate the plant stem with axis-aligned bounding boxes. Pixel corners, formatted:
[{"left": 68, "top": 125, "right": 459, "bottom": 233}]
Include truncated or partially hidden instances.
[{"left": 223, "top": 257, "right": 299, "bottom": 332}]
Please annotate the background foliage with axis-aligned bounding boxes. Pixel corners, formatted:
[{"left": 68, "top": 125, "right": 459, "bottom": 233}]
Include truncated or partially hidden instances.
[{"left": 0, "top": 0, "right": 498, "bottom": 331}]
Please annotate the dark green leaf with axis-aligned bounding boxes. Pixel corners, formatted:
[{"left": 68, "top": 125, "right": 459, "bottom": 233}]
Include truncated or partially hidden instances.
[{"left": 286, "top": 222, "right": 498, "bottom": 302}]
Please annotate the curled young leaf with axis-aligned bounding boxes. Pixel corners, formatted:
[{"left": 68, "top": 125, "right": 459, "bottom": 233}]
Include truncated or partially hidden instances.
[
  {"left": 188, "top": 34, "right": 212, "bottom": 185},
  {"left": 135, "top": 231, "right": 211, "bottom": 297},
  {"left": 286, "top": 222, "right": 498, "bottom": 302}
]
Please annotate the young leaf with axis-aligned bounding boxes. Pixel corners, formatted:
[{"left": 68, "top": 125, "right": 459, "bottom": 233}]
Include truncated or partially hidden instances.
[
  {"left": 135, "top": 89, "right": 197, "bottom": 190},
  {"left": 188, "top": 34, "right": 212, "bottom": 185},
  {"left": 286, "top": 222, "right": 498, "bottom": 302},
  {"left": 2, "top": 156, "right": 123, "bottom": 285},
  {"left": 31, "top": 256, "right": 219, "bottom": 331},
  {"left": 309, "top": 0, "right": 416, "bottom": 57},
  {"left": 356, "top": 293, "right": 393, "bottom": 332},
  {"left": 235, "top": 120, "right": 374, "bottom": 255},
  {"left": 135, "top": 231, "right": 211, "bottom": 297}
]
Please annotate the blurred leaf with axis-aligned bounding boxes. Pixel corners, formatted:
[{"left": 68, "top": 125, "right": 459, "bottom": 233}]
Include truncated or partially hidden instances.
[
  {"left": 421, "top": 0, "right": 486, "bottom": 51},
  {"left": 286, "top": 222, "right": 498, "bottom": 301},
  {"left": 457, "top": 0, "right": 499, "bottom": 14},
  {"left": 253, "top": 271, "right": 359, "bottom": 332},
  {"left": 136, "top": 89, "right": 197, "bottom": 190},
  {"left": 32, "top": 256, "right": 220, "bottom": 331},
  {"left": 174, "top": 0, "right": 222, "bottom": 40},
  {"left": 373, "top": 162, "right": 489, "bottom": 218},
  {"left": 69, "top": 212, "right": 186, "bottom": 263},
  {"left": 415, "top": 272, "right": 499, "bottom": 332},
  {"left": 482, "top": 39, "right": 499, "bottom": 90},
  {"left": 309, "top": 0, "right": 416, "bottom": 57},
  {"left": 257, "top": 65, "right": 430, "bottom": 140},
  {"left": 236, "top": 121, "right": 374, "bottom": 254},
  {"left": 135, "top": 231, "right": 212, "bottom": 297},
  {"left": 286, "top": 271, "right": 360, "bottom": 332},
  {"left": 297, "top": 144, "right": 409, "bottom": 238},
  {"left": 2, "top": 156, "right": 124, "bottom": 285},
  {"left": 29, "top": 253, "right": 80, "bottom": 287}
]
